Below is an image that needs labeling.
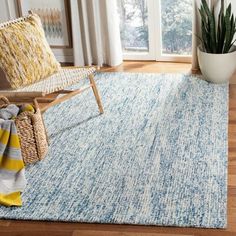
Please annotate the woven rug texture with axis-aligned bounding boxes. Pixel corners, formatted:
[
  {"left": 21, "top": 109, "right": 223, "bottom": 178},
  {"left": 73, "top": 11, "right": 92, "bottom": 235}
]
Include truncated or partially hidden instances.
[{"left": 0, "top": 72, "right": 228, "bottom": 228}]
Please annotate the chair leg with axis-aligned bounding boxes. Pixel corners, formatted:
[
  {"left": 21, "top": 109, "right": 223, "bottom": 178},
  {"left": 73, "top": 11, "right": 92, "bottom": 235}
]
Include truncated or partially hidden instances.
[{"left": 88, "top": 74, "right": 104, "bottom": 114}]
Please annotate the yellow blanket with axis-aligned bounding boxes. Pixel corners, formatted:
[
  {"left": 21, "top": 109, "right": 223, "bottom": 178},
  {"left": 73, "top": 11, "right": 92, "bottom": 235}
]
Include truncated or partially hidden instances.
[{"left": 0, "top": 120, "right": 26, "bottom": 206}]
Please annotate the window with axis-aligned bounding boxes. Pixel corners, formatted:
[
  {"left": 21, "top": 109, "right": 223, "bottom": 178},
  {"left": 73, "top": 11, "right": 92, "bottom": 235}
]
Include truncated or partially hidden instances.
[
  {"left": 117, "top": 0, "right": 149, "bottom": 53},
  {"left": 117, "top": 0, "right": 192, "bottom": 62}
]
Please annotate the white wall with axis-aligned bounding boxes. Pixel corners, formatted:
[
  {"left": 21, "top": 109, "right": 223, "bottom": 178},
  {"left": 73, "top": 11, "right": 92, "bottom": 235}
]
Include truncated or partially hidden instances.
[
  {"left": 1, "top": 1, "right": 11, "bottom": 21},
  {"left": 230, "top": 1, "right": 236, "bottom": 16},
  {"left": 0, "top": 0, "right": 18, "bottom": 21},
  {"left": 226, "top": 0, "right": 236, "bottom": 41},
  {"left": 0, "top": 0, "right": 73, "bottom": 63}
]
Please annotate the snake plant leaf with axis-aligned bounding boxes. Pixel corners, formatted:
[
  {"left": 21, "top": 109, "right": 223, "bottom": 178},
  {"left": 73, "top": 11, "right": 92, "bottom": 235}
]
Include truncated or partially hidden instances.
[
  {"left": 201, "top": 0, "right": 217, "bottom": 53},
  {"left": 230, "top": 14, "right": 235, "bottom": 40},
  {"left": 224, "top": 4, "right": 232, "bottom": 53},
  {"left": 217, "top": 12, "right": 223, "bottom": 53},
  {"left": 199, "top": 6, "right": 207, "bottom": 23},
  {"left": 211, "top": 6, "right": 217, "bottom": 53},
  {"left": 201, "top": 19, "right": 208, "bottom": 52},
  {"left": 202, "top": 24, "right": 211, "bottom": 52},
  {"left": 220, "top": 13, "right": 227, "bottom": 53},
  {"left": 218, "top": 0, "right": 225, "bottom": 53}
]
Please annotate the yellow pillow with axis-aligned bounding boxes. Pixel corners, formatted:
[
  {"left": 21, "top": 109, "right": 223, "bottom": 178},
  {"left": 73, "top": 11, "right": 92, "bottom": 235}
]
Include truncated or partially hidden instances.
[{"left": 0, "top": 14, "right": 61, "bottom": 89}]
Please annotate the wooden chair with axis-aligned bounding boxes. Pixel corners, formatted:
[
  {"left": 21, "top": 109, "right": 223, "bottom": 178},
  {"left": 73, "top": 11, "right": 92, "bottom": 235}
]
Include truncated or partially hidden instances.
[
  {"left": 0, "top": 14, "right": 103, "bottom": 114},
  {"left": 0, "top": 66, "right": 104, "bottom": 114}
]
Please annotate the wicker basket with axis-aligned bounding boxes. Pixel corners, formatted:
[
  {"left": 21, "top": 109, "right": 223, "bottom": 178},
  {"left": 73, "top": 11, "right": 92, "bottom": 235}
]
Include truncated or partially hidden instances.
[{"left": 0, "top": 96, "right": 48, "bottom": 165}]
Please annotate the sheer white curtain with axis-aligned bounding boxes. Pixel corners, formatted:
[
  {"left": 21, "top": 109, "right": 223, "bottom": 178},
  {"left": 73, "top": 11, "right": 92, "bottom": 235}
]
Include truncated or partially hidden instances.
[
  {"left": 192, "top": 0, "right": 221, "bottom": 71},
  {"left": 70, "top": 0, "right": 123, "bottom": 67}
]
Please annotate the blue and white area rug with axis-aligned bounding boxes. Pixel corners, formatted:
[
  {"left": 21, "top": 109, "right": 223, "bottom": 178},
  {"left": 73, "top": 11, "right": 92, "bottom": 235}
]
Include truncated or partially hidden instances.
[{"left": 0, "top": 72, "right": 228, "bottom": 228}]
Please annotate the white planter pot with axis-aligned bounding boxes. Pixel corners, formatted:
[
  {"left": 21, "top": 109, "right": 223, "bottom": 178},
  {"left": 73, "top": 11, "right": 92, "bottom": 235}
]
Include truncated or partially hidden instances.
[{"left": 197, "top": 46, "right": 236, "bottom": 84}]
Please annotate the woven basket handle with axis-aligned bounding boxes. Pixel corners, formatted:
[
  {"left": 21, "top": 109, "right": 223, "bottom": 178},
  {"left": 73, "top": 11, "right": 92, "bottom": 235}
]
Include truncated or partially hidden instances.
[{"left": 0, "top": 96, "right": 10, "bottom": 105}]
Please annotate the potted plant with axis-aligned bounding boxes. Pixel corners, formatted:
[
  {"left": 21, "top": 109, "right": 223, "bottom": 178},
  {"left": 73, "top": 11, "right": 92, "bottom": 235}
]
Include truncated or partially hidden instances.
[{"left": 197, "top": 0, "right": 236, "bottom": 83}]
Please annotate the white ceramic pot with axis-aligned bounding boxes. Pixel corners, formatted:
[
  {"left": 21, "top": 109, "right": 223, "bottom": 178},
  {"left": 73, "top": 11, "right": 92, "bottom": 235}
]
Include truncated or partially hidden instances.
[{"left": 197, "top": 45, "right": 236, "bottom": 83}]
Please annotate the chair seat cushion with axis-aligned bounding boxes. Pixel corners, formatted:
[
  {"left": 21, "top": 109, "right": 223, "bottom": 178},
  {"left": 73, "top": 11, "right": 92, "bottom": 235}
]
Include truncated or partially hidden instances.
[
  {"left": 0, "top": 67, "right": 96, "bottom": 95},
  {"left": 0, "top": 14, "right": 60, "bottom": 89}
]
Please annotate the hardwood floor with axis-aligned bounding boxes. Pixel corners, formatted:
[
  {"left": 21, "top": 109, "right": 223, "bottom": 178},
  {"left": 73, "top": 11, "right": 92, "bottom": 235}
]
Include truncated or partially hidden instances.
[
  {"left": 1, "top": 61, "right": 235, "bottom": 236},
  {"left": 101, "top": 61, "right": 192, "bottom": 74}
]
